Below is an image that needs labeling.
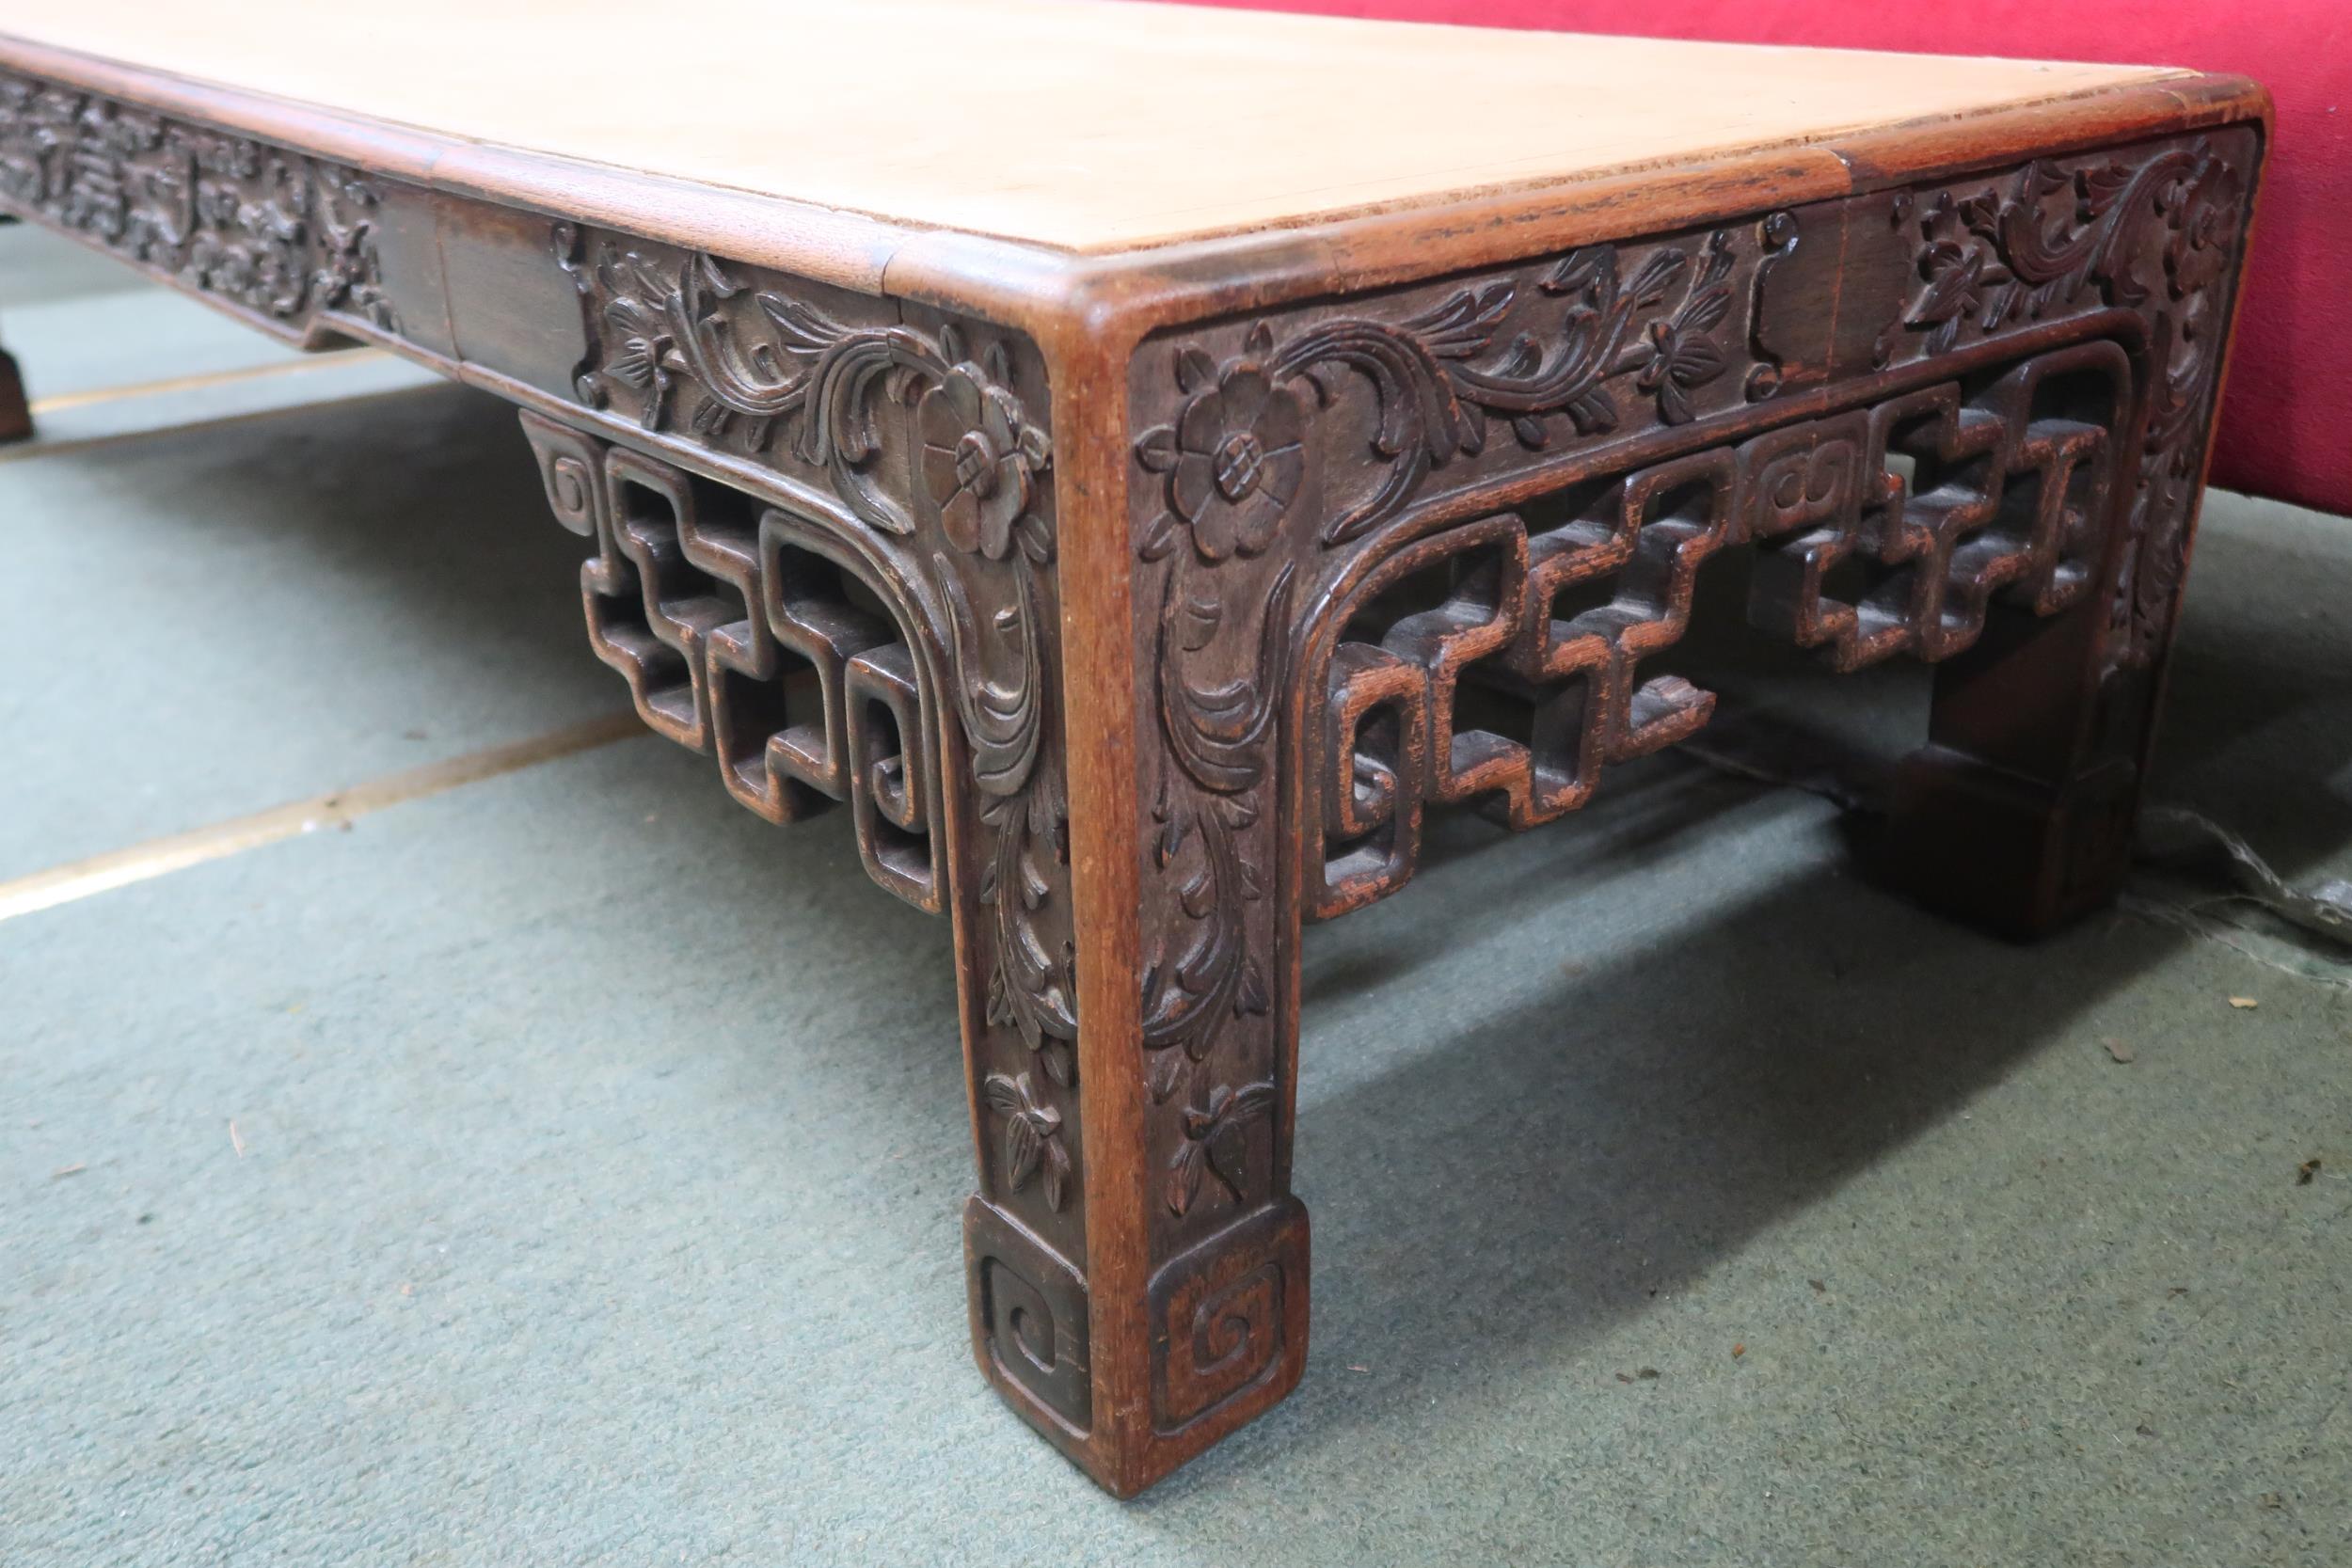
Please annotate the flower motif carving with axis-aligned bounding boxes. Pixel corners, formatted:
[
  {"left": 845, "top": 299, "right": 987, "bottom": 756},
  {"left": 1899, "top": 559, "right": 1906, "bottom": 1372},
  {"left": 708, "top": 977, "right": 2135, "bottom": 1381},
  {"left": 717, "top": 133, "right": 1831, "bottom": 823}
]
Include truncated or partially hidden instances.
[
  {"left": 1123, "top": 131, "right": 2255, "bottom": 1263},
  {"left": 1915, "top": 238, "right": 2007, "bottom": 346},
  {"left": 555, "top": 225, "right": 1080, "bottom": 1225},
  {"left": 1886, "top": 139, "right": 2250, "bottom": 367},
  {"left": 1630, "top": 231, "right": 1736, "bottom": 424},
  {"left": 1124, "top": 228, "right": 1754, "bottom": 1140},
  {"left": 1165, "top": 1080, "right": 1276, "bottom": 1218},
  {"left": 1130, "top": 227, "right": 1748, "bottom": 557},
  {"left": 920, "top": 353, "right": 1054, "bottom": 564},
  {"left": 561, "top": 235, "right": 1057, "bottom": 550},
  {"left": 1136, "top": 326, "right": 1308, "bottom": 563},
  {"left": 984, "top": 1070, "right": 1073, "bottom": 1212},
  {"left": 2163, "top": 154, "right": 2246, "bottom": 299},
  {"left": 310, "top": 166, "right": 396, "bottom": 330},
  {"left": 1876, "top": 135, "right": 2252, "bottom": 669}
]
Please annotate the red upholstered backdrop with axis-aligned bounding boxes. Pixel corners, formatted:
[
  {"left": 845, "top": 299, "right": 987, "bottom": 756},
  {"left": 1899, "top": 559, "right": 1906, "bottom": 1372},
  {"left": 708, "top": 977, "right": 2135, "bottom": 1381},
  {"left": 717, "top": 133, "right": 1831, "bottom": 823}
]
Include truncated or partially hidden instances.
[{"left": 1170, "top": 0, "right": 2350, "bottom": 515}]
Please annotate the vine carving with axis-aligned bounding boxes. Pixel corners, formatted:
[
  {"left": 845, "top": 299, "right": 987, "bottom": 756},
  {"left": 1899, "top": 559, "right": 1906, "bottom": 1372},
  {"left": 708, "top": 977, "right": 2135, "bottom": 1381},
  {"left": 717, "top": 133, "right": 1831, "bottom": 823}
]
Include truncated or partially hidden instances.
[
  {"left": 1128, "top": 221, "right": 1772, "bottom": 1195},
  {"left": 0, "top": 71, "right": 395, "bottom": 333}
]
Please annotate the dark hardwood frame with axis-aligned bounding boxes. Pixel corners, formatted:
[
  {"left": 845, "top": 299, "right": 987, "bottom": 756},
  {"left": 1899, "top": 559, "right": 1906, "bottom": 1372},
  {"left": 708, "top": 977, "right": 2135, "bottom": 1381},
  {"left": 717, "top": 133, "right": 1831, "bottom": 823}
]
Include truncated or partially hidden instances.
[{"left": 0, "top": 41, "right": 2267, "bottom": 1495}]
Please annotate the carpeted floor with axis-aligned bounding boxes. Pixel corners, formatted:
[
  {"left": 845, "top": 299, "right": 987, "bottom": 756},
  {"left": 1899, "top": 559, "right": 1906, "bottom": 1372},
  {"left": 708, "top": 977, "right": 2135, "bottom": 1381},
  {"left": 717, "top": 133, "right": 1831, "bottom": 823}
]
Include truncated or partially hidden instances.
[{"left": 3, "top": 223, "right": 2346, "bottom": 1566}]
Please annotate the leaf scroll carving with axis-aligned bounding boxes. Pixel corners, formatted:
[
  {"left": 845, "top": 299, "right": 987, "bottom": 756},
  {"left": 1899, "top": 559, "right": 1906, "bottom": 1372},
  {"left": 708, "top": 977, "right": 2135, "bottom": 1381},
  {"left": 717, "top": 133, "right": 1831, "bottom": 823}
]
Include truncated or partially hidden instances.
[
  {"left": 561, "top": 235, "right": 1057, "bottom": 540},
  {"left": 553, "top": 226, "right": 1082, "bottom": 1221},
  {"left": 1125, "top": 226, "right": 1760, "bottom": 1132},
  {"left": 1135, "top": 233, "right": 1746, "bottom": 558},
  {"left": 0, "top": 71, "right": 398, "bottom": 336},
  {"left": 1165, "top": 1081, "right": 1277, "bottom": 1217}
]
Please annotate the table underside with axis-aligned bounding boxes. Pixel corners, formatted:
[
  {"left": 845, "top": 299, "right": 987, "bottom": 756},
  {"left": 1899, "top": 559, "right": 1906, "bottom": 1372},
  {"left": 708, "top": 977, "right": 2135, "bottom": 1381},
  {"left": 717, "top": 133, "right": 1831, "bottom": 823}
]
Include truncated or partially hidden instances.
[{"left": 0, "top": 59, "right": 2265, "bottom": 1494}]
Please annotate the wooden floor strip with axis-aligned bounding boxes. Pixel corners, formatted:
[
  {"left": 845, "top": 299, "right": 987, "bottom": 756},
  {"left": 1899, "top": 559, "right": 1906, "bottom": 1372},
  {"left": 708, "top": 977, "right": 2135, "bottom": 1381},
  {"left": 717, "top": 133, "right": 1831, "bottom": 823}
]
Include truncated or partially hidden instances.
[
  {"left": 0, "top": 711, "right": 645, "bottom": 923},
  {"left": 0, "top": 381, "right": 437, "bottom": 467},
  {"left": 25, "top": 351, "right": 388, "bottom": 415}
]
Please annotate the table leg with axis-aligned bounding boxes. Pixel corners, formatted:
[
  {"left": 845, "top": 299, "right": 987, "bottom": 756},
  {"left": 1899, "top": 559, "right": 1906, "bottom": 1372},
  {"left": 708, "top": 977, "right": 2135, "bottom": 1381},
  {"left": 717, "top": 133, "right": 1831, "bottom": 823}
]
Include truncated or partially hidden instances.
[
  {"left": 1886, "top": 579, "right": 2141, "bottom": 938},
  {"left": 513, "top": 400, "right": 1304, "bottom": 1497},
  {"left": 1885, "top": 365, "right": 2227, "bottom": 940},
  {"left": 962, "top": 376, "right": 1316, "bottom": 1498},
  {"left": 504, "top": 114, "right": 2258, "bottom": 1496},
  {"left": 0, "top": 337, "right": 30, "bottom": 444}
]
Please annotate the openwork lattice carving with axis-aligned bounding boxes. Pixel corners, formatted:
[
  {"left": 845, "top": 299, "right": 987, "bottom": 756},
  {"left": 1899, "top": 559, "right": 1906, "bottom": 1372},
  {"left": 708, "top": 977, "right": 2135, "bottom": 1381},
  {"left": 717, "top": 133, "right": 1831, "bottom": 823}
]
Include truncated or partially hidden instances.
[
  {"left": 1308, "top": 341, "right": 2129, "bottom": 916},
  {"left": 522, "top": 413, "right": 946, "bottom": 911},
  {"left": 1108, "top": 122, "right": 2254, "bottom": 1463}
]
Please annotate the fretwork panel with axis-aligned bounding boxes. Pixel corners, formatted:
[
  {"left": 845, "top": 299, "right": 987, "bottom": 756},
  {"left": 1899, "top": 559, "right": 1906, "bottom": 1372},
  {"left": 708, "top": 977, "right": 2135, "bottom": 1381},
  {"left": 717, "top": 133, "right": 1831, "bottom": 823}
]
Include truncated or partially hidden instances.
[
  {"left": 521, "top": 412, "right": 945, "bottom": 911},
  {"left": 1306, "top": 342, "right": 2131, "bottom": 919}
]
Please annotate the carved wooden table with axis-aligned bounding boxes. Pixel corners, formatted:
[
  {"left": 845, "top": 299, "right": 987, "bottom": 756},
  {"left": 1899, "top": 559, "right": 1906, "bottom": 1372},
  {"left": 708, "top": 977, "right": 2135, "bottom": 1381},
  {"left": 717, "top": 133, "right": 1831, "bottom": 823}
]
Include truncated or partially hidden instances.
[{"left": 0, "top": 0, "right": 2265, "bottom": 1497}]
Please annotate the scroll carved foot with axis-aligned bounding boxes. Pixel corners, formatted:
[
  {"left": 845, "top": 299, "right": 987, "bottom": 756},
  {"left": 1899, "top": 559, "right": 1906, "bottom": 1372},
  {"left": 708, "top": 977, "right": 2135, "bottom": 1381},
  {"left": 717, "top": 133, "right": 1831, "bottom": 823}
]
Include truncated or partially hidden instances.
[
  {"left": 962, "top": 631, "right": 1311, "bottom": 1493},
  {"left": 967, "top": 1190, "right": 1311, "bottom": 1497}
]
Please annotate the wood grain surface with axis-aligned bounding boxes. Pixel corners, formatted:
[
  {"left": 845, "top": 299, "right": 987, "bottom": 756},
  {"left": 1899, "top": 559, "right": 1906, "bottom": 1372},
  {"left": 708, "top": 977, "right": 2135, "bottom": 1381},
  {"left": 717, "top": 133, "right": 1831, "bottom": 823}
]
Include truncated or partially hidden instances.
[{"left": 0, "top": 0, "right": 2183, "bottom": 251}]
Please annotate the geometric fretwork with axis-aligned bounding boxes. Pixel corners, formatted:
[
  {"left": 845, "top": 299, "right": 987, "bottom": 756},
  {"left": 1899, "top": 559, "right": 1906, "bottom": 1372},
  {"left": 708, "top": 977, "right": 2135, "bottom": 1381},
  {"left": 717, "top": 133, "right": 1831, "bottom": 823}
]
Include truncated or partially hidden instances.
[
  {"left": 520, "top": 411, "right": 943, "bottom": 911},
  {"left": 1306, "top": 341, "right": 2130, "bottom": 918}
]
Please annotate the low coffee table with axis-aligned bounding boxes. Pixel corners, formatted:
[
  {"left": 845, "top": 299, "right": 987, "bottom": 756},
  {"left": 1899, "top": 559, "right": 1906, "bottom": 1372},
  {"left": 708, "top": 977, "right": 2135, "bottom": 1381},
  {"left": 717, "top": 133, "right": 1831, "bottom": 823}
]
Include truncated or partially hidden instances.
[{"left": 0, "top": 0, "right": 2265, "bottom": 1495}]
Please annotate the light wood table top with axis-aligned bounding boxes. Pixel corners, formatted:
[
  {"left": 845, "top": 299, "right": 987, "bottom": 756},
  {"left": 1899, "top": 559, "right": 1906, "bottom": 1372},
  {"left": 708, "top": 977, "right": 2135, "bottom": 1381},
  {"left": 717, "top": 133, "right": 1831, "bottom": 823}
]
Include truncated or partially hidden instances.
[{"left": 0, "top": 0, "right": 2185, "bottom": 254}]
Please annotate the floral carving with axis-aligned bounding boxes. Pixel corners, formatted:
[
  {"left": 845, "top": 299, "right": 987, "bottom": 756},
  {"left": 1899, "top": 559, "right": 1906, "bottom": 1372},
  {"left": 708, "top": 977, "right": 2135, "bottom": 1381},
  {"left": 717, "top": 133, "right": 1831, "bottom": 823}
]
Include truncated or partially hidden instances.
[
  {"left": 1123, "top": 228, "right": 1754, "bottom": 1132},
  {"left": 1131, "top": 228, "right": 1746, "bottom": 559},
  {"left": 2163, "top": 154, "right": 2247, "bottom": 299},
  {"left": 563, "top": 237, "right": 1058, "bottom": 547},
  {"left": 1136, "top": 328, "right": 1309, "bottom": 563},
  {"left": 310, "top": 166, "right": 396, "bottom": 330},
  {"left": 1132, "top": 552, "right": 1288, "bottom": 1106},
  {"left": 1165, "top": 1081, "right": 1277, "bottom": 1218},
  {"left": 984, "top": 1071, "right": 1072, "bottom": 1213},
  {"left": 1125, "top": 129, "right": 2254, "bottom": 1271},
  {"left": 1889, "top": 140, "right": 2249, "bottom": 365},
  {"left": 923, "top": 353, "right": 1054, "bottom": 563},
  {"left": 555, "top": 224, "right": 1082, "bottom": 1224},
  {"left": 979, "top": 779, "right": 1080, "bottom": 1089},
  {"left": 1630, "top": 231, "right": 1736, "bottom": 424},
  {"left": 1123, "top": 230, "right": 1752, "bottom": 1142},
  {"left": 1902, "top": 194, "right": 2017, "bottom": 357},
  {"left": 0, "top": 71, "right": 395, "bottom": 335}
]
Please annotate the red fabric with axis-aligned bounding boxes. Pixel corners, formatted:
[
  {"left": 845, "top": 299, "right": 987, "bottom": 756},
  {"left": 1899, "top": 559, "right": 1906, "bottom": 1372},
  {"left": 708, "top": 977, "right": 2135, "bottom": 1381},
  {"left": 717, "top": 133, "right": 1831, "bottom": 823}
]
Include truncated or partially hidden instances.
[{"left": 1171, "top": 0, "right": 2351, "bottom": 514}]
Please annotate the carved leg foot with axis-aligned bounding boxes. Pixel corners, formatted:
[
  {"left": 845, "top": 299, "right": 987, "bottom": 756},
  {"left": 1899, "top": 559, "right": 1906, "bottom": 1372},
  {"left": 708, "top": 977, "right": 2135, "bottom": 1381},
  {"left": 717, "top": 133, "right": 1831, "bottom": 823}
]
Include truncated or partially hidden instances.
[
  {"left": 0, "top": 341, "right": 31, "bottom": 444},
  {"left": 1885, "top": 598, "right": 2140, "bottom": 939},
  {"left": 965, "top": 1189, "right": 1310, "bottom": 1498},
  {"left": 1882, "top": 345, "right": 2205, "bottom": 941},
  {"left": 514, "top": 336, "right": 1313, "bottom": 1495}
]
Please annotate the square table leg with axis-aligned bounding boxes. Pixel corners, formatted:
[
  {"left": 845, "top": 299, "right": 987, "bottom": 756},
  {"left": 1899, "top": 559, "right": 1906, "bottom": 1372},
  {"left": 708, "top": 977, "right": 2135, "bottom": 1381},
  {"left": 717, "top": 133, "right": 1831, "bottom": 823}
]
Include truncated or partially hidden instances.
[{"left": 0, "top": 338, "right": 30, "bottom": 444}]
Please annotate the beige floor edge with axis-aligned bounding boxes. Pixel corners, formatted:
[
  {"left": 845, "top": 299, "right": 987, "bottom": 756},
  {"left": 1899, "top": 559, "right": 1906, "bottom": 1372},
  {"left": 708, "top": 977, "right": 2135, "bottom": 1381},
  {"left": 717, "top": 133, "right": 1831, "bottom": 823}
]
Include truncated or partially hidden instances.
[{"left": 0, "top": 711, "right": 644, "bottom": 922}]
